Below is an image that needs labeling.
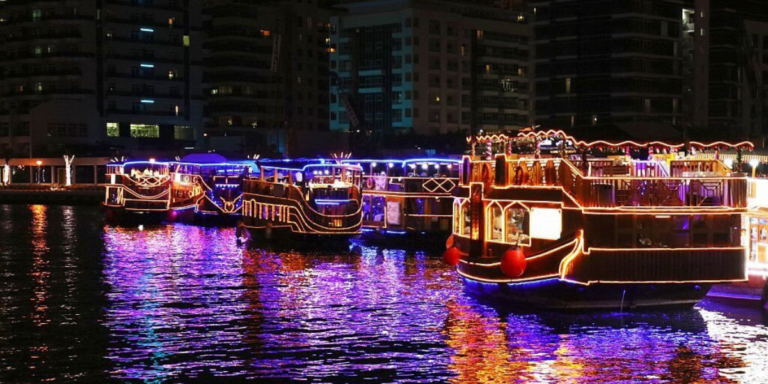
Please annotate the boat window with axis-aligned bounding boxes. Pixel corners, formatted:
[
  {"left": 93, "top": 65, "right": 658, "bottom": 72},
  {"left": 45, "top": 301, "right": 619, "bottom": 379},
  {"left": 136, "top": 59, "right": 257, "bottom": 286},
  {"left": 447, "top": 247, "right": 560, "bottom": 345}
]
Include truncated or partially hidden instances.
[
  {"left": 489, "top": 206, "right": 503, "bottom": 240},
  {"left": 453, "top": 203, "right": 459, "bottom": 234},
  {"left": 462, "top": 204, "right": 471, "bottom": 236},
  {"left": 505, "top": 208, "right": 528, "bottom": 244},
  {"left": 371, "top": 196, "right": 385, "bottom": 222}
]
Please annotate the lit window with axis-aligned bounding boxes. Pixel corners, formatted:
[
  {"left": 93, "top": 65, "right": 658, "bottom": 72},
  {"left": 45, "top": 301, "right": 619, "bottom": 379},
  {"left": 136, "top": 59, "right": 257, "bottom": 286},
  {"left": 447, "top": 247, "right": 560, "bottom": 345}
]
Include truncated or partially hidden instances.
[
  {"left": 174, "top": 125, "right": 193, "bottom": 140},
  {"left": 183, "top": 35, "right": 190, "bottom": 47},
  {"left": 489, "top": 205, "right": 503, "bottom": 240},
  {"left": 32, "top": 9, "right": 41, "bottom": 21},
  {"left": 505, "top": 208, "right": 528, "bottom": 243},
  {"left": 129, "top": 124, "right": 159, "bottom": 138},
  {"left": 106, "top": 122, "right": 119, "bottom": 137},
  {"left": 462, "top": 204, "right": 471, "bottom": 236}
]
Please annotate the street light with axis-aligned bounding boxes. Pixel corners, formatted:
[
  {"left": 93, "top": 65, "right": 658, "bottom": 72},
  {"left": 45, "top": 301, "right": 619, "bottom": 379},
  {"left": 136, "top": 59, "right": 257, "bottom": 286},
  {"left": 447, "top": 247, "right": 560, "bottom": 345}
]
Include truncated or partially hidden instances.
[
  {"left": 35, "top": 160, "right": 42, "bottom": 184},
  {"left": 749, "top": 159, "right": 760, "bottom": 178}
]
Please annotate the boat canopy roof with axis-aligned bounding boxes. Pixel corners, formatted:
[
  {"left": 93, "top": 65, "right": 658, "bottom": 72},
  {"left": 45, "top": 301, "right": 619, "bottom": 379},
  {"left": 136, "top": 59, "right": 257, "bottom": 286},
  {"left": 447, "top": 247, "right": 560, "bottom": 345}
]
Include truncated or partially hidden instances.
[
  {"left": 180, "top": 153, "right": 228, "bottom": 164},
  {"left": 471, "top": 126, "right": 754, "bottom": 151},
  {"left": 113, "top": 160, "right": 171, "bottom": 169}
]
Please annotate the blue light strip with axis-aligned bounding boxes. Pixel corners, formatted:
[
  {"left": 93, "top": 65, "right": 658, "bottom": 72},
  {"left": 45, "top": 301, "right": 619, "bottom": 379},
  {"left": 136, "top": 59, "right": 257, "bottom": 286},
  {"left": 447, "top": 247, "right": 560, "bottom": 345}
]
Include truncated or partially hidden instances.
[
  {"left": 314, "top": 199, "right": 352, "bottom": 205},
  {"left": 122, "top": 161, "right": 171, "bottom": 167},
  {"left": 462, "top": 276, "right": 561, "bottom": 288}
]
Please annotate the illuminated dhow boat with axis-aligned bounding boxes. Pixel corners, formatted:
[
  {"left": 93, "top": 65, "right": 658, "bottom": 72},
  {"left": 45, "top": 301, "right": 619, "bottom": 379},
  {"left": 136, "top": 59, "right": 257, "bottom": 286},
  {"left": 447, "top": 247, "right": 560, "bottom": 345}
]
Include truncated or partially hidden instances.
[
  {"left": 104, "top": 160, "right": 172, "bottom": 222},
  {"left": 344, "top": 158, "right": 459, "bottom": 238},
  {"left": 448, "top": 129, "right": 753, "bottom": 309},
  {"left": 240, "top": 161, "right": 364, "bottom": 239},
  {"left": 169, "top": 154, "right": 255, "bottom": 221}
]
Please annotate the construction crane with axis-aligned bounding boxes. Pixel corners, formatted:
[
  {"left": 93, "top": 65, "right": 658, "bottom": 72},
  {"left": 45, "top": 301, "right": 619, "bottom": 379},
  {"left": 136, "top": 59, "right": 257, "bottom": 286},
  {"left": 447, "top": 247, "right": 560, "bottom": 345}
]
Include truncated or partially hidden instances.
[{"left": 329, "top": 72, "right": 360, "bottom": 129}]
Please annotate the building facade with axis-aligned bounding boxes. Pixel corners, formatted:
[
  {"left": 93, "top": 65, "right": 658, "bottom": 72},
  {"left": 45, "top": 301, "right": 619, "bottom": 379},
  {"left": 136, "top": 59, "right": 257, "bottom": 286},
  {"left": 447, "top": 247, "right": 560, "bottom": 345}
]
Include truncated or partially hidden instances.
[
  {"left": 329, "top": 0, "right": 531, "bottom": 138},
  {"left": 203, "top": 0, "right": 334, "bottom": 155},
  {"left": 701, "top": 0, "right": 767, "bottom": 143},
  {"left": 532, "top": 0, "right": 686, "bottom": 130},
  {"left": 0, "top": 0, "right": 203, "bottom": 158}
]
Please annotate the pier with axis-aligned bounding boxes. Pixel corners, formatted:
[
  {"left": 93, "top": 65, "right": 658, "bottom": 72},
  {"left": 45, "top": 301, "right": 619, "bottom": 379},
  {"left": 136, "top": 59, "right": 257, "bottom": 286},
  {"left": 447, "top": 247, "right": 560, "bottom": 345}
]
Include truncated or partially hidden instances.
[{"left": 0, "top": 157, "right": 108, "bottom": 205}]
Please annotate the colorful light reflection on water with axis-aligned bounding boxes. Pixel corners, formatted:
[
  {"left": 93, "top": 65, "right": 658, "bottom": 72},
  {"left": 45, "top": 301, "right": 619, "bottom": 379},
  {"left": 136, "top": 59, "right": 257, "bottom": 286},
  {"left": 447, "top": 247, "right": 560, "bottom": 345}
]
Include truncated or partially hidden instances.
[{"left": 1, "top": 205, "right": 768, "bottom": 382}]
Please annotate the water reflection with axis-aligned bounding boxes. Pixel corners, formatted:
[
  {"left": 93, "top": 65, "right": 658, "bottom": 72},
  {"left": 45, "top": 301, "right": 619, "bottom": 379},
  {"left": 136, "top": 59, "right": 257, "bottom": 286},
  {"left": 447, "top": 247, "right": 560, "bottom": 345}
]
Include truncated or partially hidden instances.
[{"left": 1, "top": 206, "right": 768, "bottom": 382}]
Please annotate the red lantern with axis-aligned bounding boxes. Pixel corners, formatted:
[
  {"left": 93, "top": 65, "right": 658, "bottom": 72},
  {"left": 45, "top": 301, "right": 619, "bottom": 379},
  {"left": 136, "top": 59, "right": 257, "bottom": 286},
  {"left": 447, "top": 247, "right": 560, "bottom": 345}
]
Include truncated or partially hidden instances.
[
  {"left": 445, "top": 234, "right": 455, "bottom": 249},
  {"left": 443, "top": 246, "right": 461, "bottom": 266},
  {"left": 500, "top": 247, "right": 526, "bottom": 277}
]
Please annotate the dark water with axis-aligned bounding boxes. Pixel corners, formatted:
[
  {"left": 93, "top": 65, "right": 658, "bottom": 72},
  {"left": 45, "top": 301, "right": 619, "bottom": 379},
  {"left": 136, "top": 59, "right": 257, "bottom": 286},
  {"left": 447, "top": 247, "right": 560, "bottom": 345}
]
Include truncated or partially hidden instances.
[{"left": 1, "top": 205, "right": 768, "bottom": 383}]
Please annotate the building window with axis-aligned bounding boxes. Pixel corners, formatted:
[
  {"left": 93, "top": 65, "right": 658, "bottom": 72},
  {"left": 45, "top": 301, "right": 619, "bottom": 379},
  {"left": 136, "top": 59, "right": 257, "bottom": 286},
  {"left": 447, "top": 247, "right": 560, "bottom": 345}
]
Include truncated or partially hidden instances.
[
  {"left": 106, "top": 122, "right": 119, "bottom": 137},
  {"left": 32, "top": 9, "right": 42, "bottom": 21},
  {"left": 174, "top": 125, "right": 193, "bottom": 140},
  {"left": 130, "top": 124, "right": 159, "bottom": 138}
]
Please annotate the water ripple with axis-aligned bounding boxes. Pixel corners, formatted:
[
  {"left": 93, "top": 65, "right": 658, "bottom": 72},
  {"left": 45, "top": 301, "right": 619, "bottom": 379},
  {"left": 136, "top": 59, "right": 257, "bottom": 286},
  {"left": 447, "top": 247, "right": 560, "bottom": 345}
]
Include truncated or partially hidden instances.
[{"left": 0, "top": 206, "right": 767, "bottom": 382}]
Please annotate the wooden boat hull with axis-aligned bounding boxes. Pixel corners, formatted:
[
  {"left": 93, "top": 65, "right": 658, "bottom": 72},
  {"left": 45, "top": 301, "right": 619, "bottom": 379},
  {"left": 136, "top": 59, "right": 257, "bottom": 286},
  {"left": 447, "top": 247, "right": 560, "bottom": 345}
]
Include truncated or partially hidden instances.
[
  {"left": 241, "top": 224, "right": 356, "bottom": 250},
  {"left": 103, "top": 205, "right": 168, "bottom": 225},
  {"left": 462, "top": 277, "right": 711, "bottom": 310},
  {"left": 356, "top": 228, "right": 449, "bottom": 249}
]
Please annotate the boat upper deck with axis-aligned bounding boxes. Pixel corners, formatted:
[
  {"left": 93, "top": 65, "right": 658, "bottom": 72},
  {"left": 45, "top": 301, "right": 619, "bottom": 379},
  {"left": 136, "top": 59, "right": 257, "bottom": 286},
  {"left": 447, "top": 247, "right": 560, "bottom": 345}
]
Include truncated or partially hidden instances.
[
  {"left": 343, "top": 158, "right": 460, "bottom": 195},
  {"left": 460, "top": 130, "right": 753, "bottom": 210}
]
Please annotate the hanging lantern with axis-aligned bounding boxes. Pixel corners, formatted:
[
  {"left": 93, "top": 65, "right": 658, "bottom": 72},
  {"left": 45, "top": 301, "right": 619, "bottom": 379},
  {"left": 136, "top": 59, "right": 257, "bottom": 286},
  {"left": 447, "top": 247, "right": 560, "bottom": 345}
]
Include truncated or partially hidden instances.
[
  {"left": 445, "top": 234, "right": 455, "bottom": 249},
  {"left": 443, "top": 247, "right": 461, "bottom": 266},
  {"left": 500, "top": 247, "right": 526, "bottom": 278}
]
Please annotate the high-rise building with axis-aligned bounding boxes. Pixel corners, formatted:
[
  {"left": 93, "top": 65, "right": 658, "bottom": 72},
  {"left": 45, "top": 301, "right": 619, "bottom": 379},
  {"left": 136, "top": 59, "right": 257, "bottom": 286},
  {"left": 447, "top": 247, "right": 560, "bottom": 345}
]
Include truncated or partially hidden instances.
[
  {"left": 203, "top": 0, "right": 334, "bottom": 154},
  {"left": 0, "top": 0, "right": 203, "bottom": 158},
  {"left": 328, "top": 0, "right": 531, "bottom": 138},
  {"left": 693, "top": 0, "right": 767, "bottom": 143},
  {"left": 531, "top": 0, "right": 686, "bottom": 130}
]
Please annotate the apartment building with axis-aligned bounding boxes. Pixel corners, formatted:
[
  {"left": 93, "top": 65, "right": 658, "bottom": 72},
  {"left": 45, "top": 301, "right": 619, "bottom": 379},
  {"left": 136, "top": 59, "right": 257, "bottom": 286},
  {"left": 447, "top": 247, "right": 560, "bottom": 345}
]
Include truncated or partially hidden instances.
[
  {"left": 0, "top": 0, "right": 203, "bottom": 157},
  {"left": 329, "top": 0, "right": 531, "bottom": 137}
]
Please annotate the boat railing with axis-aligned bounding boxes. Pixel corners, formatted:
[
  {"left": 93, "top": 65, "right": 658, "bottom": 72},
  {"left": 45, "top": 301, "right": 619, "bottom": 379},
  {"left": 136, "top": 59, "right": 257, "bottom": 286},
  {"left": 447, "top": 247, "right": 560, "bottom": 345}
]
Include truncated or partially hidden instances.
[
  {"left": 571, "top": 176, "right": 747, "bottom": 208},
  {"left": 669, "top": 159, "right": 729, "bottom": 177},
  {"left": 463, "top": 157, "right": 748, "bottom": 209},
  {"left": 362, "top": 175, "right": 459, "bottom": 194},
  {"left": 571, "top": 159, "right": 671, "bottom": 178},
  {"left": 115, "top": 174, "right": 171, "bottom": 198}
]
